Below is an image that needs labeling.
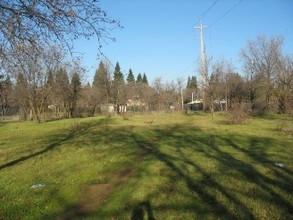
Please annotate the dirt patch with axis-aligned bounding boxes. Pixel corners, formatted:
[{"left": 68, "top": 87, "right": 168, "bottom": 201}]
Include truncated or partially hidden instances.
[
  {"left": 81, "top": 183, "right": 112, "bottom": 210},
  {"left": 135, "top": 150, "right": 150, "bottom": 161},
  {"left": 58, "top": 168, "right": 135, "bottom": 220},
  {"left": 112, "top": 168, "right": 134, "bottom": 181}
]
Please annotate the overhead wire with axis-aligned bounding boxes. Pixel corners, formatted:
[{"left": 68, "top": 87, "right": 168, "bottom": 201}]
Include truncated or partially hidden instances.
[
  {"left": 196, "top": 1, "right": 218, "bottom": 65},
  {"left": 209, "top": 0, "right": 245, "bottom": 27},
  {"left": 201, "top": 0, "right": 218, "bottom": 19},
  {"left": 194, "top": 0, "right": 244, "bottom": 77}
]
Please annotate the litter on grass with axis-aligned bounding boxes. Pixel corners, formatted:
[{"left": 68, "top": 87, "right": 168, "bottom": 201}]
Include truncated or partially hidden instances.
[
  {"left": 274, "top": 163, "right": 284, "bottom": 168},
  {"left": 31, "top": 183, "right": 46, "bottom": 188}
]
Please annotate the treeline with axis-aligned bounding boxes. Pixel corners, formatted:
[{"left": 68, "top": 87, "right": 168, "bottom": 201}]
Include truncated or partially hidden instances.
[
  {"left": 189, "top": 35, "right": 293, "bottom": 115},
  {"left": 0, "top": 68, "right": 82, "bottom": 121},
  {"left": 0, "top": 35, "right": 292, "bottom": 122},
  {"left": 0, "top": 59, "right": 181, "bottom": 121}
]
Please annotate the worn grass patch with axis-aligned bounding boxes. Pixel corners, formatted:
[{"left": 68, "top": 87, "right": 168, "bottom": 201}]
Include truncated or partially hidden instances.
[{"left": 0, "top": 113, "right": 292, "bottom": 219}]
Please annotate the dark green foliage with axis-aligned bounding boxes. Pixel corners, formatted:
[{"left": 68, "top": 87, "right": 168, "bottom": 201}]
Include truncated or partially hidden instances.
[
  {"left": 69, "top": 72, "right": 81, "bottom": 117},
  {"left": 186, "top": 76, "right": 198, "bottom": 90},
  {"left": 136, "top": 73, "right": 143, "bottom": 84},
  {"left": 92, "top": 61, "right": 111, "bottom": 105},
  {"left": 127, "top": 69, "right": 135, "bottom": 84},
  {"left": 55, "top": 68, "right": 70, "bottom": 98},
  {"left": 93, "top": 61, "right": 108, "bottom": 88},
  {"left": 142, "top": 73, "right": 148, "bottom": 85},
  {"left": 54, "top": 68, "right": 70, "bottom": 116},
  {"left": 71, "top": 73, "right": 81, "bottom": 95},
  {"left": 0, "top": 75, "right": 3, "bottom": 90},
  {"left": 0, "top": 75, "right": 13, "bottom": 116},
  {"left": 226, "top": 72, "right": 248, "bottom": 103},
  {"left": 113, "top": 62, "right": 124, "bottom": 84}
]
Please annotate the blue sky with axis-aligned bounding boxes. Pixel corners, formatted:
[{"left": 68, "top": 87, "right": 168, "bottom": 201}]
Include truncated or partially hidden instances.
[{"left": 74, "top": 0, "right": 293, "bottom": 84}]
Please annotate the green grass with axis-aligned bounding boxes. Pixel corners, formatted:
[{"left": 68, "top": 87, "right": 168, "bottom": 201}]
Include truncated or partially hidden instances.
[{"left": 0, "top": 113, "right": 292, "bottom": 219}]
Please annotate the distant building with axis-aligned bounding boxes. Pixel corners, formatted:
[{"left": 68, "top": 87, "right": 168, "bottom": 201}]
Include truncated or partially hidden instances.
[{"left": 186, "top": 100, "right": 203, "bottom": 112}]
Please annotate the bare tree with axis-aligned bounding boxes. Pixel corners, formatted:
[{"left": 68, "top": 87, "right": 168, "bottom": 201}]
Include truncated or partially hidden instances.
[
  {"left": 152, "top": 77, "right": 164, "bottom": 111},
  {"left": 240, "top": 35, "right": 283, "bottom": 112},
  {"left": 177, "top": 78, "right": 185, "bottom": 111},
  {"left": 204, "top": 59, "right": 230, "bottom": 116},
  {"left": 0, "top": 0, "right": 120, "bottom": 61},
  {"left": 206, "top": 71, "right": 220, "bottom": 117},
  {"left": 5, "top": 44, "right": 47, "bottom": 121},
  {"left": 275, "top": 55, "right": 293, "bottom": 113},
  {"left": 0, "top": 1, "right": 119, "bottom": 120}
]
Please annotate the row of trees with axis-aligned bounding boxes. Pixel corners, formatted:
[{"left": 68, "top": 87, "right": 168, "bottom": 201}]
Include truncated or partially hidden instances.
[
  {"left": 92, "top": 61, "right": 149, "bottom": 110},
  {"left": 1, "top": 35, "right": 292, "bottom": 121},
  {"left": 0, "top": 54, "right": 185, "bottom": 120},
  {"left": 0, "top": 0, "right": 121, "bottom": 121},
  {"left": 0, "top": 50, "right": 83, "bottom": 121},
  {"left": 203, "top": 35, "right": 293, "bottom": 115},
  {"left": 2, "top": 1, "right": 290, "bottom": 121}
]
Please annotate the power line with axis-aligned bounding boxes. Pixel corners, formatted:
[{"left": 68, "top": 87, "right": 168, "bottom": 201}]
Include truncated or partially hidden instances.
[
  {"left": 201, "top": 0, "right": 218, "bottom": 19},
  {"left": 100, "top": 52, "right": 115, "bottom": 68},
  {"left": 210, "top": 0, "right": 245, "bottom": 27}
]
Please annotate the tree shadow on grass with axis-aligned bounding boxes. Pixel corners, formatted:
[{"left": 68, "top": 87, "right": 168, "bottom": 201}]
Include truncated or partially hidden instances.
[
  {"left": 32, "top": 122, "right": 293, "bottom": 219},
  {"left": 4, "top": 118, "right": 292, "bottom": 219},
  {"left": 67, "top": 122, "right": 292, "bottom": 219},
  {"left": 130, "top": 124, "right": 293, "bottom": 219},
  {"left": 131, "top": 130, "right": 249, "bottom": 219},
  {"left": 131, "top": 200, "right": 155, "bottom": 220},
  {"left": 0, "top": 117, "right": 113, "bottom": 171}
]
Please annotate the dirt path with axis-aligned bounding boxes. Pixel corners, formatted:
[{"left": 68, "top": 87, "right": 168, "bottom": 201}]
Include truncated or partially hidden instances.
[{"left": 58, "top": 150, "right": 149, "bottom": 219}]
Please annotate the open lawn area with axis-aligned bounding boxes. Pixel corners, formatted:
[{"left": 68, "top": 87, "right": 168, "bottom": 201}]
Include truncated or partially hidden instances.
[{"left": 0, "top": 113, "right": 292, "bottom": 219}]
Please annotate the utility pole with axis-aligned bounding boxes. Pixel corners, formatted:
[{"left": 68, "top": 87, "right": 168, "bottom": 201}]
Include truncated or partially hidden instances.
[{"left": 194, "top": 17, "right": 208, "bottom": 110}]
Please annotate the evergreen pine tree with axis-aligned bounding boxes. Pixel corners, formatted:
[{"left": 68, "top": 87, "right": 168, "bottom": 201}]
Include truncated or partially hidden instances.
[
  {"left": 126, "top": 69, "right": 135, "bottom": 84},
  {"left": 186, "top": 76, "right": 197, "bottom": 90},
  {"left": 55, "top": 68, "right": 70, "bottom": 112},
  {"left": 113, "top": 62, "right": 124, "bottom": 84},
  {"left": 92, "top": 61, "right": 111, "bottom": 104},
  {"left": 0, "top": 75, "right": 3, "bottom": 93},
  {"left": 189, "top": 76, "right": 197, "bottom": 90},
  {"left": 136, "top": 73, "right": 143, "bottom": 83},
  {"left": 69, "top": 72, "right": 81, "bottom": 117},
  {"left": 186, "top": 76, "right": 191, "bottom": 88},
  {"left": 93, "top": 61, "right": 108, "bottom": 88},
  {"left": 142, "top": 73, "right": 148, "bottom": 85},
  {"left": 0, "top": 76, "right": 13, "bottom": 116}
]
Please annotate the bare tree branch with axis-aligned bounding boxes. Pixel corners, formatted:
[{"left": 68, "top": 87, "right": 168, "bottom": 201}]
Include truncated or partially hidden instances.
[{"left": 0, "top": 0, "right": 121, "bottom": 60}]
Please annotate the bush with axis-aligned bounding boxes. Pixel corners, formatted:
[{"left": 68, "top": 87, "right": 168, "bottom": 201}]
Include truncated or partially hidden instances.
[
  {"left": 275, "top": 120, "right": 293, "bottom": 136},
  {"left": 227, "top": 102, "right": 249, "bottom": 124}
]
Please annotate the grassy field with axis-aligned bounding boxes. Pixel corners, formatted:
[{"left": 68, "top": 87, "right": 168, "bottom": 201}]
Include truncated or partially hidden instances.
[{"left": 0, "top": 112, "right": 292, "bottom": 219}]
